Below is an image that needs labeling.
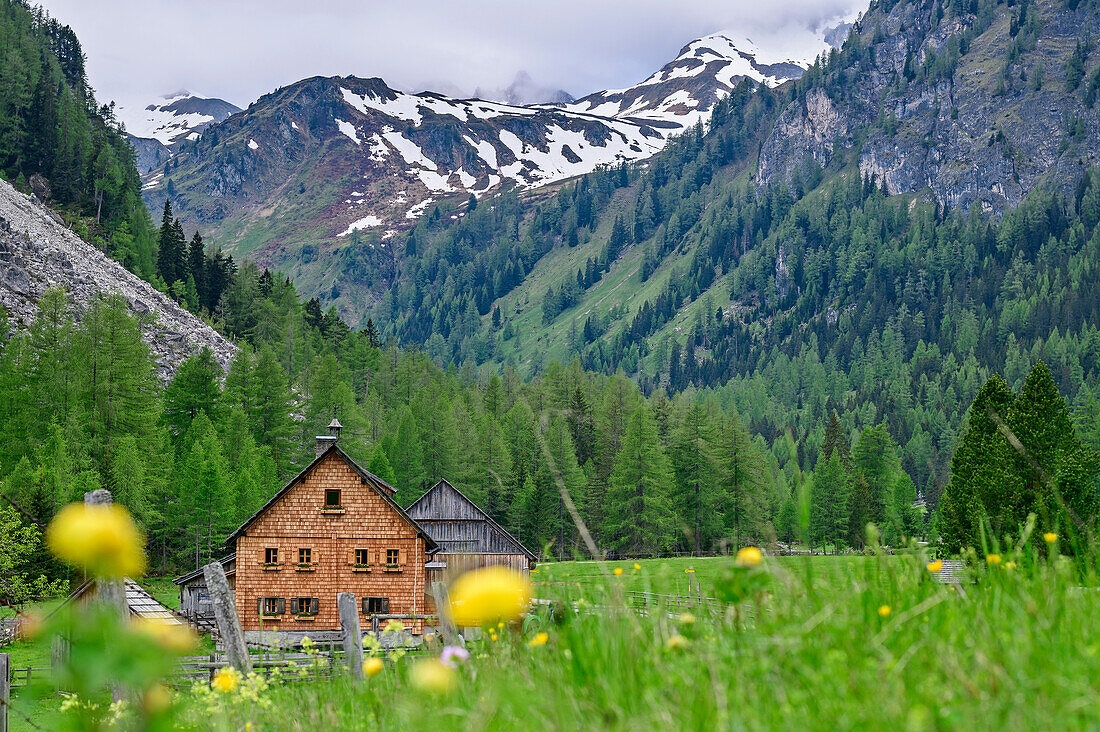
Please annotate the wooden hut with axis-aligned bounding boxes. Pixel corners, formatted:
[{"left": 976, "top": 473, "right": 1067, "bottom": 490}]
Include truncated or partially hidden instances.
[
  {"left": 173, "top": 554, "right": 235, "bottom": 623},
  {"left": 406, "top": 479, "right": 536, "bottom": 585}
]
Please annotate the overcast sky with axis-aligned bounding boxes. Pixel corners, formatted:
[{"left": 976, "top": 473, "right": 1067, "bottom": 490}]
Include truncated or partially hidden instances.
[{"left": 42, "top": 0, "right": 865, "bottom": 114}]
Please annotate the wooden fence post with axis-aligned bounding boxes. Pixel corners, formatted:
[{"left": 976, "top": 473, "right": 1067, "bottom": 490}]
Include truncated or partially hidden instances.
[
  {"left": 84, "top": 489, "right": 127, "bottom": 703},
  {"left": 202, "top": 562, "right": 251, "bottom": 674},
  {"left": 431, "top": 582, "right": 463, "bottom": 647},
  {"left": 337, "top": 593, "right": 364, "bottom": 682},
  {"left": 1, "top": 652, "right": 10, "bottom": 732}
]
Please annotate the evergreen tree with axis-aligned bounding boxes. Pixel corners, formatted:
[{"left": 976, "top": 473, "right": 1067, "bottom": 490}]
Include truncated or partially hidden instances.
[
  {"left": 669, "top": 401, "right": 720, "bottom": 552},
  {"left": 604, "top": 406, "right": 676, "bottom": 555}
]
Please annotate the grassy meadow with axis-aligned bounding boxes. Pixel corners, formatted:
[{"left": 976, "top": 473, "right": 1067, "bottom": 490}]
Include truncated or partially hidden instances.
[{"left": 8, "top": 551, "right": 1100, "bottom": 730}]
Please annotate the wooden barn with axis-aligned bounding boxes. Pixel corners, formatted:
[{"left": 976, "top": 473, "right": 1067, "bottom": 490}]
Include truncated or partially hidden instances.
[
  {"left": 406, "top": 479, "right": 536, "bottom": 585},
  {"left": 226, "top": 434, "right": 440, "bottom": 640}
]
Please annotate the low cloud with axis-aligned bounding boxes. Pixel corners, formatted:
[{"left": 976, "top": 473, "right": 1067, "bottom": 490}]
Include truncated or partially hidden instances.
[{"left": 42, "top": 0, "right": 865, "bottom": 112}]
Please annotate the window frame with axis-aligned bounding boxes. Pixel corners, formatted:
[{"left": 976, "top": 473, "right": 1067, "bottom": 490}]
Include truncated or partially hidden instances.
[
  {"left": 386, "top": 548, "right": 400, "bottom": 566},
  {"left": 324, "top": 488, "right": 342, "bottom": 508},
  {"left": 361, "top": 596, "right": 390, "bottom": 615},
  {"left": 298, "top": 547, "right": 312, "bottom": 566},
  {"left": 260, "top": 597, "right": 284, "bottom": 616},
  {"left": 264, "top": 547, "right": 279, "bottom": 565},
  {"left": 290, "top": 597, "right": 319, "bottom": 617},
  {"left": 354, "top": 548, "right": 370, "bottom": 567}
]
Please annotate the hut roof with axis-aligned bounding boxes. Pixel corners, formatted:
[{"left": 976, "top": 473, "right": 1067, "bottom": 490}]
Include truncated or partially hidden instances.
[
  {"left": 225, "top": 443, "right": 438, "bottom": 551},
  {"left": 55, "top": 578, "right": 184, "bottom": 624},
  {"left": 173, "top": 554, "right": 235, "bottom": 586},
  {"left": 406, "top": 479, "right": 536, "bottom": 561}
]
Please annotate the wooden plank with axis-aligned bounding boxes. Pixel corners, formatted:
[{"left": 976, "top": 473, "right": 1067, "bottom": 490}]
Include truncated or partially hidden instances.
[
  {"left": 203, "top": 561, "right": 252, "bottom": 674},
  {"left": 1, "top": 652, "right": 9, "bottom": 732},
  {"left": 338, "top": 593, "right": 364, "bottom": 682}
]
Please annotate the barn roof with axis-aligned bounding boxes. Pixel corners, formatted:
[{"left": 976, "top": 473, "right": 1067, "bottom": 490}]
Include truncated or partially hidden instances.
[
  {"left": 225, "top": 443, "right": 438, "bottom": 551},
  {"left": 173, "top": 553, "right": 235, "bottom": 586},
  {"left": 407, "top": 479, "right": 536, "bottom": 561}
]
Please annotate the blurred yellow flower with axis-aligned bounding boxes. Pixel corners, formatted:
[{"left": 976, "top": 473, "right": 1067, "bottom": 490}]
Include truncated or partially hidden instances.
[
  {"left": 142, "top": 683, "right": 171, "bottom": 715},
  {"left": 410, "top": 658, "right": 456, "bottom": 694},
  {"left": 46, "top": 502, "right": 146, "bottom": 578},
  {"left": 926, "top": 560, "right": 943, "bottom": 573},
  {"left": 1044, "top": 532, "right": 1058, "bottom": 544},
  {"left": 529, "top": 632, "right": 549, "bottom": 647},
  {"left": 735, "top": 546, "right": 763, "bottom": 568},
  {"left": 634, "top": 563, "right": 641, "bottom": 570},
  {"left": 666, "top": 634, "right": 690, "bottom": 650},
  {"left": 490, "top": 632, "right": 498, "bottom": 641},
  {"left": 678, "top": 612, "right": 696, "bottom": 625},
  {"left": 1004, "top": 561, "right": 1017, "bottom": 570},
  {"left": 878, "top": 605, "right": 891, "bottom": 617},
  {"left": 986, "top": 554, "right": 1001, "bottom": 565},
  {"left": 448, "top": 566, "right": 530, "bottom": 627},
  {"left": 384, "top": 619, "right": 406, "bottom": 633},
  {"left": 133, "top": 618, "right": 196, "bottom": 653},
  {"left": 363, "top": 658, "right": 384, "bottom": 677},
  {"left": 614, "top": 567, "right": 623, "bottom": 576},
  {"left": 211, "top": 667, "right": 240, "bottom": 694}
]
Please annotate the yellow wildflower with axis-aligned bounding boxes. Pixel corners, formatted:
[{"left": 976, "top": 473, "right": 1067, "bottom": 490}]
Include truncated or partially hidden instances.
[
  {"left": 735, "top": 546, "right": 763, "bottom": 568},
  {"left": 490, "top": 632, "right": 498, "bottom": 641},
  {"left": 410, "top": 658, "right": 456, "bottom": 694},
  {"left": 142, "top": 683, "right": 171, "bottom": 715},
  {"left": 383, "top": 619, "right": 405, "bottom": 633},
  {"left": 1004, "top": 561, "right": 1017, "bottom": 570},
  {"left": 614, "top": 567, "right": 623, "bottom": 576},
  {"left": 497, "top": 621, "right": 504, "bottom": 629},
  {"left": 666, "top": 634, "right": 690, "bottom": 650},
  {"left": 1043, "top": 532, "right": 1058, "bottom": 544},
  {"left": 448, "top": 566, "right": 531, "bottom": 627},
  {"left": 529, "top": 632, "right": 549, "bottom": 647},
  {"left": 211, "top": 667, "right": 241, "bottom": 694},
  {"left": 363, "top": 658, "right": 384, "bottom": 677},
  {"left": 133, "top": 618, "right": 196, "bottom": 653},
  {"left": 46, "top": 502, "right": 146, "bottom": 578},
  {"left": 926, "top": 560, "right": 943, "bottom": 573},
  {"left": 986, "top": 554, "right": 1001, "bottom": 566},
  {"left": 878, "top": 605, "right": 891, "bottom": 618},
  {"left": 678, "top": 612, "right": 696, "bottom": 625},
  {"left": 634, "top": 563, "right": 641, "bottom": 570}
]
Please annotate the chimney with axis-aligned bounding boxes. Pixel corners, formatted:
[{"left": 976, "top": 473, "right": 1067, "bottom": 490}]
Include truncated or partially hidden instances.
[{"left": 316, "top": 406, "right": 343, "bottom": 457}]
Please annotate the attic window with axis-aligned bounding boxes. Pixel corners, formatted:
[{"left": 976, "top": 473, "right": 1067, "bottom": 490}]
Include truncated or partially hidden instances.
[{"left": 324, "top": 489, "right": 341, "bottom": 508}]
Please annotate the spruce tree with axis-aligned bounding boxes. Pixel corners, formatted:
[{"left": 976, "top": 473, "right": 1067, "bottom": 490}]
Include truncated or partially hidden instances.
[
  {"left": 669, "top": 401, "right": 720, "bottom": 552},
  {"left": 604, "top": 406, "right": 676, "bottom": 555}
]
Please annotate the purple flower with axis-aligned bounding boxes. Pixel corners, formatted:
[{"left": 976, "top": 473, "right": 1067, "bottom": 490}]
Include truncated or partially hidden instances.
[{"left": 440, "top": 645, "right": 470, "bottom": 669}]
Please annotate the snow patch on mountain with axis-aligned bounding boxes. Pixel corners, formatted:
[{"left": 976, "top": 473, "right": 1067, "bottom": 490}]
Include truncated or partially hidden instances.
[{"left": 118, "top": 91, "right": 241, "bottom": 147}]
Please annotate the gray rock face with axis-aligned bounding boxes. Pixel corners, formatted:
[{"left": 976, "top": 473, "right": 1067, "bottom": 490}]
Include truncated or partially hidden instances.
[
  {"left": 0, "top": 179, "right": 236, "bottom": 380},
  {"left": 756, "top": 0, "right": 1100, "bottom": 216}
]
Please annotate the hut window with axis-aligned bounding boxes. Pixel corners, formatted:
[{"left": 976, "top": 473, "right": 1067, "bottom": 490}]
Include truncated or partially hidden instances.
[
  {"left": 362, "top": 596, "right": 389, "bottom": 615},
  {"left": 264, "top": 547, "right": 279, "bottom": 564},
  {"left": 258, "top": 597, "right": 284, "bottom": 616},
  {"left": 386, "top": 549, "right": 400, "bottom": 566},
  {"left": 298, "top": 548, "right": 312, "bottom": 565},
  {"left": 354, "top": 548, "right": 370, "bottom": 566},
  {"left": 290, "top": 597, "right": 319, "bottom": 616},
  {"left": 324, "top": 489, "right": 341, "bottom": 508}
]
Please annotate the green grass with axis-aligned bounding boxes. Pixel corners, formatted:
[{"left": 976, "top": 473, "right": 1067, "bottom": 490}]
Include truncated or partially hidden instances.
[{"left": 14, "top": 550, "right": 1100, "bottom": 730}]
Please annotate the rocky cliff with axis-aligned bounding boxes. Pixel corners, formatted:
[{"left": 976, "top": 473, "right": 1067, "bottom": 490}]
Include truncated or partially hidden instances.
[
  {"left": 756, "top": 0, "right": 1100, "bottom": 214},
  {"left": 0, "top": 179, "right": 236, "bottom": 378}
]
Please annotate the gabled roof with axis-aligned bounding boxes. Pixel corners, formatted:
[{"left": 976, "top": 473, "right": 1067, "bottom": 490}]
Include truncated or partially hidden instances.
[
  {"left": 407, "top": 478, "right": 536, "bottom": 561},
  {"left": 225, "top": 443, "right": 439, "bottom": 551},
  {"left": 173, "top": 554, "right": 235, "bottom": 586}
]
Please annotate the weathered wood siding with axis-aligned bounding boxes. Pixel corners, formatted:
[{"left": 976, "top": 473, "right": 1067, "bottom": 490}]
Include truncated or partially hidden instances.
[
  {"left": 235, "top": 451, "right": 429, "bottom": 633},
  {"left": 407, "top": 481, "right": 532, "bottom": 557}
]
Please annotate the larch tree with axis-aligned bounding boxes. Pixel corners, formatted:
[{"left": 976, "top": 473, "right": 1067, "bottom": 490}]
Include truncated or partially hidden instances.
[{"left": 604, "top": 405, "right": 676, "bottom": 555}]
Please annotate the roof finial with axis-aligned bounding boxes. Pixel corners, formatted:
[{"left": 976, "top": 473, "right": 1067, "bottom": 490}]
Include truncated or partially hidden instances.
[{"left": 328, "top": 405, "right": 343, "bottom": 439}]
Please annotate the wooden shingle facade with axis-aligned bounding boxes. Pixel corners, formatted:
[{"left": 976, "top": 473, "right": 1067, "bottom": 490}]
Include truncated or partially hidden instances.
[
  {"left": 227, "top": 443, "right": 439, "bottom": 636},
  {"left": 407, "top": 479, "right": 536, "bottom": 584}
]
